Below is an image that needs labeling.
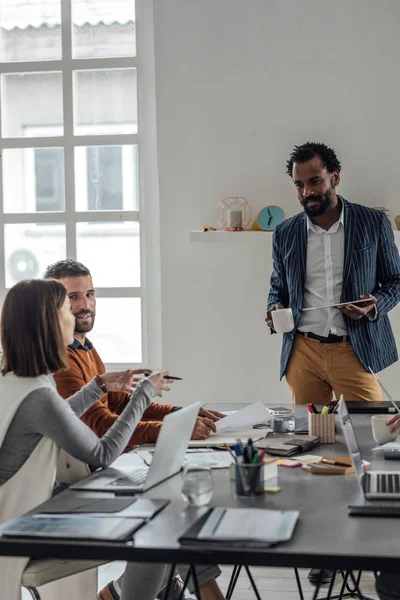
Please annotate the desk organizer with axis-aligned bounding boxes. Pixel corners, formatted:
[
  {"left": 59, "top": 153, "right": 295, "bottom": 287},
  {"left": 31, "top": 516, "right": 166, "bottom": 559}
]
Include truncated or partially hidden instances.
[{"left": 308, "top": 413, "right": 336, "bottom": 443}]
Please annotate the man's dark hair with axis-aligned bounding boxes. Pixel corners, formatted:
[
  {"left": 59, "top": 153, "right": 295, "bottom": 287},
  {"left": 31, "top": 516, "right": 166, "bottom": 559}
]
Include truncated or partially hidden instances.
[
  {"left": 44, "top": 259, "right": 91, "bottom": 280},
  {"left": 286, "top": 142, "right": 341, "bottom": 177}
]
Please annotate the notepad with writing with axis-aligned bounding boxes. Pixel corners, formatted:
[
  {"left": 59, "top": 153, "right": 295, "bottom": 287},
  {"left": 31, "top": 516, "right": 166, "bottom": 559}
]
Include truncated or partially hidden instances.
[{"left": 180, "top": 507, "right": 299, "bottom": 548}]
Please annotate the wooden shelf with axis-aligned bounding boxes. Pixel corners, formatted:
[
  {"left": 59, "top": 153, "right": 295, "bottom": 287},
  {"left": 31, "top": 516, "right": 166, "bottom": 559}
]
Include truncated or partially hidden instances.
[
  {"left": 190, "top": 229, "right": 400, "bottom": 243},
  {"left": 189, "top": 230, "right": 273, "bottom": 242}
]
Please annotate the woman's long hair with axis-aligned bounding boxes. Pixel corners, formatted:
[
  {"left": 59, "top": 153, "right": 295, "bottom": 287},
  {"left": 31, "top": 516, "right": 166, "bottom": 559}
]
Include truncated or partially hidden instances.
[{"left": 1, "top": 279, "right": 69, "bottom": 377}]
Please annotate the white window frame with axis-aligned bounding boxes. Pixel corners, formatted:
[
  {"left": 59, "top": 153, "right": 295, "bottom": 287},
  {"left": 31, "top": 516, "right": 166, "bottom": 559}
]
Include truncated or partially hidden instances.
[
  {"left": 0, "top": 0, "right": 162, "bottom": 371},
  {"left": 24, "top": 125, "right": 137, "bottom": 213}
]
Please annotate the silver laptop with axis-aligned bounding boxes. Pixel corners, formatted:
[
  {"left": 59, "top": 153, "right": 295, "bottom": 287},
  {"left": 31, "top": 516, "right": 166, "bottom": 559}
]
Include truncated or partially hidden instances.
[
  {"left": 338, "top": 398, "right": 400, "bottom": 500},
  {"left": 71, "top": 402, "right": 200, "bottom": 494}
]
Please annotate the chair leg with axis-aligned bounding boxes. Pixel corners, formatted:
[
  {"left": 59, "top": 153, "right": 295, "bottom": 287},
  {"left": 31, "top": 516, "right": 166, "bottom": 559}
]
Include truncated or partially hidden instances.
[{"left": 24, "top": 587, "right": 41, "bottom": 600}]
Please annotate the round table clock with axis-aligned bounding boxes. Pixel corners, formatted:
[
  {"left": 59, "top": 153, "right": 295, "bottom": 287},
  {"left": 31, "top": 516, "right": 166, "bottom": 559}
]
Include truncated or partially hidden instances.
[{"left": 257, "top": 206, "right": 285, "bottom": 230}]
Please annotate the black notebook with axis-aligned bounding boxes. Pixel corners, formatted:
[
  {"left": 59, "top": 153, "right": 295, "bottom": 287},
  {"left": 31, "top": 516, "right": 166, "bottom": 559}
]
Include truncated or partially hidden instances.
[
  {"left": 346, "top": 401, "right": 400, "bottom": 414},
  {"left": 0, "top": 515, "right": 145, "bottom": 542},
  {"left": 349, "top": 503, "right": 400, "bottom": 517},
  {"left": 180, "top": 507, "right": 299, "bottom": 548},
  {"left": 36, "top": 496, "right": 169, "bottom": 519}
]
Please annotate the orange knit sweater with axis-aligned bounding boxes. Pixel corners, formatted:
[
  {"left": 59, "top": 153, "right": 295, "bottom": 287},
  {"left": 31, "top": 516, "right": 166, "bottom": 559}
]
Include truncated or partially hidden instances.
[{"left": 54, "top": 344, "right": 175, "bottom": 450}]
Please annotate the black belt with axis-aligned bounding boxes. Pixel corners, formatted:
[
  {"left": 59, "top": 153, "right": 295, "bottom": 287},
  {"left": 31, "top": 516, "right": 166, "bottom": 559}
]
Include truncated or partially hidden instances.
[{"left": 297, "top": 331, "right": 347, "bottom": 344}]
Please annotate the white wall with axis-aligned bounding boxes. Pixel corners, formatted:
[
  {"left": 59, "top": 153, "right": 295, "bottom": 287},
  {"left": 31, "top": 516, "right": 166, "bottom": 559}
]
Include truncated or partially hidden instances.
[{"left": 153, "top": 0, "right": 400, "bottom": 405}]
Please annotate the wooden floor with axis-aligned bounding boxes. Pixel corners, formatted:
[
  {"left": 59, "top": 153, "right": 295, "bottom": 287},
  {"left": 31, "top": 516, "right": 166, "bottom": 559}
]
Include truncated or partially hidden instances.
[{"left": 23, "top": 561, "right": 378, "bottom": 599}]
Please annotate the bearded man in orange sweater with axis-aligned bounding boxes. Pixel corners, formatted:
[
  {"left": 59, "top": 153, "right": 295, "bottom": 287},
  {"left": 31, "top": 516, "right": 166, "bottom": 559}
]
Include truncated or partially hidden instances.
[
  {"left": 44, "top": 260, "right": 226, "bottom": 600},
  {"left": 45, "top": 259, "right": 224, "bottom": 448}
]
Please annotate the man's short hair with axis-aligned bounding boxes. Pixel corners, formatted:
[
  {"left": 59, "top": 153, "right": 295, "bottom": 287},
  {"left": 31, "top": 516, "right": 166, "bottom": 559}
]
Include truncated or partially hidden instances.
[
  {"left": 44, "top": 259, "right": 91, "bottom": 280},
  {"left": 286, "top": 142, "right": 341, "bottom": 177}
]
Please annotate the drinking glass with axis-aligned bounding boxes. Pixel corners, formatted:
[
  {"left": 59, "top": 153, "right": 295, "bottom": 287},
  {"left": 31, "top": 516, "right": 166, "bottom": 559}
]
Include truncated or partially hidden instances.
[{"left": 181, "top": 465, "right": 214, "bottom": 507}]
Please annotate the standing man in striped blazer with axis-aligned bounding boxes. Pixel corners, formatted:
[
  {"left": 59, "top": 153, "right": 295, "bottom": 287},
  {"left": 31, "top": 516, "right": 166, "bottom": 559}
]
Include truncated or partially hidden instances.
[{"left": 266, "top": 142, "right": 400, "bottom": 404}]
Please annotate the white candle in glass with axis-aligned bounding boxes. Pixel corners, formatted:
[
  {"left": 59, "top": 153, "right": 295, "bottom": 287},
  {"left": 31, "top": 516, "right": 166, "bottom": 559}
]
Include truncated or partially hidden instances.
[{"left": 227, "top": 209, "right": 242, "bottom": 229}]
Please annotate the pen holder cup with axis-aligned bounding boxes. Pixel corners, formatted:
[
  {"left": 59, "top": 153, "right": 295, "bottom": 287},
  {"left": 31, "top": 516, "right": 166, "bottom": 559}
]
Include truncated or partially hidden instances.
[
  {"left": 235, "top": 463, "right": 264, "bottom": 497},
  {"left": 308, "top": 413, "right": 336, "bottom": 444}
]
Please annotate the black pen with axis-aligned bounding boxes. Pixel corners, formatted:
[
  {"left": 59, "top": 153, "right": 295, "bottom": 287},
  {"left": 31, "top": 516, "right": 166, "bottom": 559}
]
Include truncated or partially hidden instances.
[
  {"left": 321, "top": 458, "right": 349, "bottom": 468},
  {"left": 144, "top": 373, "right": 183, "bottom": 380}
]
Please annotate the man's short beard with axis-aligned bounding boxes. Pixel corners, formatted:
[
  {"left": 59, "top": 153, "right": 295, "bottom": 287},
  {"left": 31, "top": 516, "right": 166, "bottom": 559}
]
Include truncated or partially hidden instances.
[
  {"left": 302, "top": 189, "right": 334, "bottom": 217},
  {"left": 74, "top": 312, "right": 95, "bottom": 334},
  {"left": 75, "top": 321, "right": 94, "bottom": 334}
]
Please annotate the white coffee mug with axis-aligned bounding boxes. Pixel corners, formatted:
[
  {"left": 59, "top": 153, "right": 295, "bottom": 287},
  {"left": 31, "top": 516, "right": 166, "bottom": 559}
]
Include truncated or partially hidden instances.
[
  {"left": 271, "top": 308, "right": 294, "bottom": 334},
  {"left": 371, "top": 414, "right": 397, "bottom": 445}
]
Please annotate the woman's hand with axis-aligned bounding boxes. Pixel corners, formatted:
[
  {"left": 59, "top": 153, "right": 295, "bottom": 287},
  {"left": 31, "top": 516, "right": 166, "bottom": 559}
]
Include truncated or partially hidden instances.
[
  {"left": 387, "top": 413, "right": 400, "bottom": 434},
  {"left": 146, "top": 370, "right": 170, "bottom": 397},
  {"left": 100, "top": 370, "right": 138, "bottom": 394}
]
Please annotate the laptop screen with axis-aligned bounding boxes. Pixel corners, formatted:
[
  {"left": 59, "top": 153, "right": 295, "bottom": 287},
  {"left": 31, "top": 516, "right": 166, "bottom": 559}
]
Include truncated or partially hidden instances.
[{"left": 338, "top": 398, "right": 365, "bottom": 490}]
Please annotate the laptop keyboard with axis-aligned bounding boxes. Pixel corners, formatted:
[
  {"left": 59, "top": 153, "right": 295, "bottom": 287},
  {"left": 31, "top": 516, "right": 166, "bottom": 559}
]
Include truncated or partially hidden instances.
[
  {"left": 376, "top": 473, "right": 400, "bottom": 494},
  {"left": 107, "top": 468, "right": 149, "bottom": 488}
]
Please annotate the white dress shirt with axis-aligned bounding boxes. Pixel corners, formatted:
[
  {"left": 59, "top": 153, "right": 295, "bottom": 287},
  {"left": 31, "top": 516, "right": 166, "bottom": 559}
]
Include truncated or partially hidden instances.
[{"left": 298, "top": 207, "right": 347, "bottom": 337}]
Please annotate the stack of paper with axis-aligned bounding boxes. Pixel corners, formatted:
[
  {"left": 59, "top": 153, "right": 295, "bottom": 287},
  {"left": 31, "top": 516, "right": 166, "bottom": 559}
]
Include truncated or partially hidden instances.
[
  {"left": 188, "top": 430, "right": 269, "bottom": 448},
  {"left": 372, "top": 441, "right": 400, "bottom": 452},
  {"left": 184, "top": 451, "right": 235, "bottom": 469},
  {"left": 215, "top": 401, "right": 270, "bottom": 431}
]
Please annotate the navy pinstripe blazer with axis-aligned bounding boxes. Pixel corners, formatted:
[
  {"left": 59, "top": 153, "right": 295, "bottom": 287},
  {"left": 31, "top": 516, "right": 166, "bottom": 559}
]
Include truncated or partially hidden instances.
[{"left": 267, "top": 198, "right": 400, "bottom": 379}]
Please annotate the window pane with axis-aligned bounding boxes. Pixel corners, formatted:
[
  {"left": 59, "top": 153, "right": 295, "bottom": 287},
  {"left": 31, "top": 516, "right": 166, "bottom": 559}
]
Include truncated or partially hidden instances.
[
  {"left": 73, "top": 69, "right": 137, "bottom": 135},
  {"left": 3, "top": 148, "right": 65, "bottom": 214},
  {"left": 90, "top": 298, "right": 142, "bottom": 364},
  {"left": 75, "top": 145, "right": 138, "bottom": 211},
  {"left": 0, "top": 0, "right": 61, "bottom": 62},
  {"left": 72, "top": 0, "right": 136, "bottom": 59},
  {"left": 1, "top": 72, "right": 63, "bottom": 138},
  {"left": 76, "top": 222, "right": 140, "bottom": 287},
  {"left": 4, "top": 223, "right": 66, "bottom": 287}
]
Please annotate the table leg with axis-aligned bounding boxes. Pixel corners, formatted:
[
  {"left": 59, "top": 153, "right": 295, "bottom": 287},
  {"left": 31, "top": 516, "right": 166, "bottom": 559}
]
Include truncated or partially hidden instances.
[
  {"left": 161, "top": 564, "right": 177, "bottom": 600},
  {"left": 294, "top": 568, "right": 305, "bottom": 600},
  {"left": 244, "top": 566, "right": 262, "bottom": 600},
  {"left": 226, "top": 565, "right": 242, "bottom": 600},
  {"left": 311, "top": 568, "right": 326, "bottom": 600},
  {"left": 177, "top": 569, "right": 192, "bottom": 600},
  {"left": 189, "top": 564, "right": 202, "bottom": 600},
  {"left": 347, "top": 570, "right": 376, "bottom": 600}
]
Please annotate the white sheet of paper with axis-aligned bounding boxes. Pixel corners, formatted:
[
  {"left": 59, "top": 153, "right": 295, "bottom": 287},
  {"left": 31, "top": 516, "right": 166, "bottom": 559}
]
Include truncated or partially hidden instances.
[
  {"left": 371, "top": 441, "right": 400, "bottom": 451},
  {"left": 188, "top": 429, "right": 269, "bottom": 448},
  {"left": 111, "top": 452, "right": 151, "bottom": 468},
  {"left": 184, "top": 451, "right": 235, "bottom": 469},
  {"left": 198, "top": 508, "right": 299, "bottom": 542},
  {"left": 117, "top": 449, "right": 234, "bottom": 469},
  {"left": 216, "top": 401, "right": 269, "bottom": 431}
]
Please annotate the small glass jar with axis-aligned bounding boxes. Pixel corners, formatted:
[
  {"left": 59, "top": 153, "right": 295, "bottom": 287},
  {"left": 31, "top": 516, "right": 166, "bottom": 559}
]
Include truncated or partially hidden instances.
[{"left": 271, "top": 410, "right": 295, "bottom": 433}]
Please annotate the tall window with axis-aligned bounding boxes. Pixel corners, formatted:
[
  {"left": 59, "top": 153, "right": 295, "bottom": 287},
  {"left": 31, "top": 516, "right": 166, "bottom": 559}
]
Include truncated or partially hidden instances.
[{"left": 0, "top": 0, "right": 143, "bottom": 367}]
